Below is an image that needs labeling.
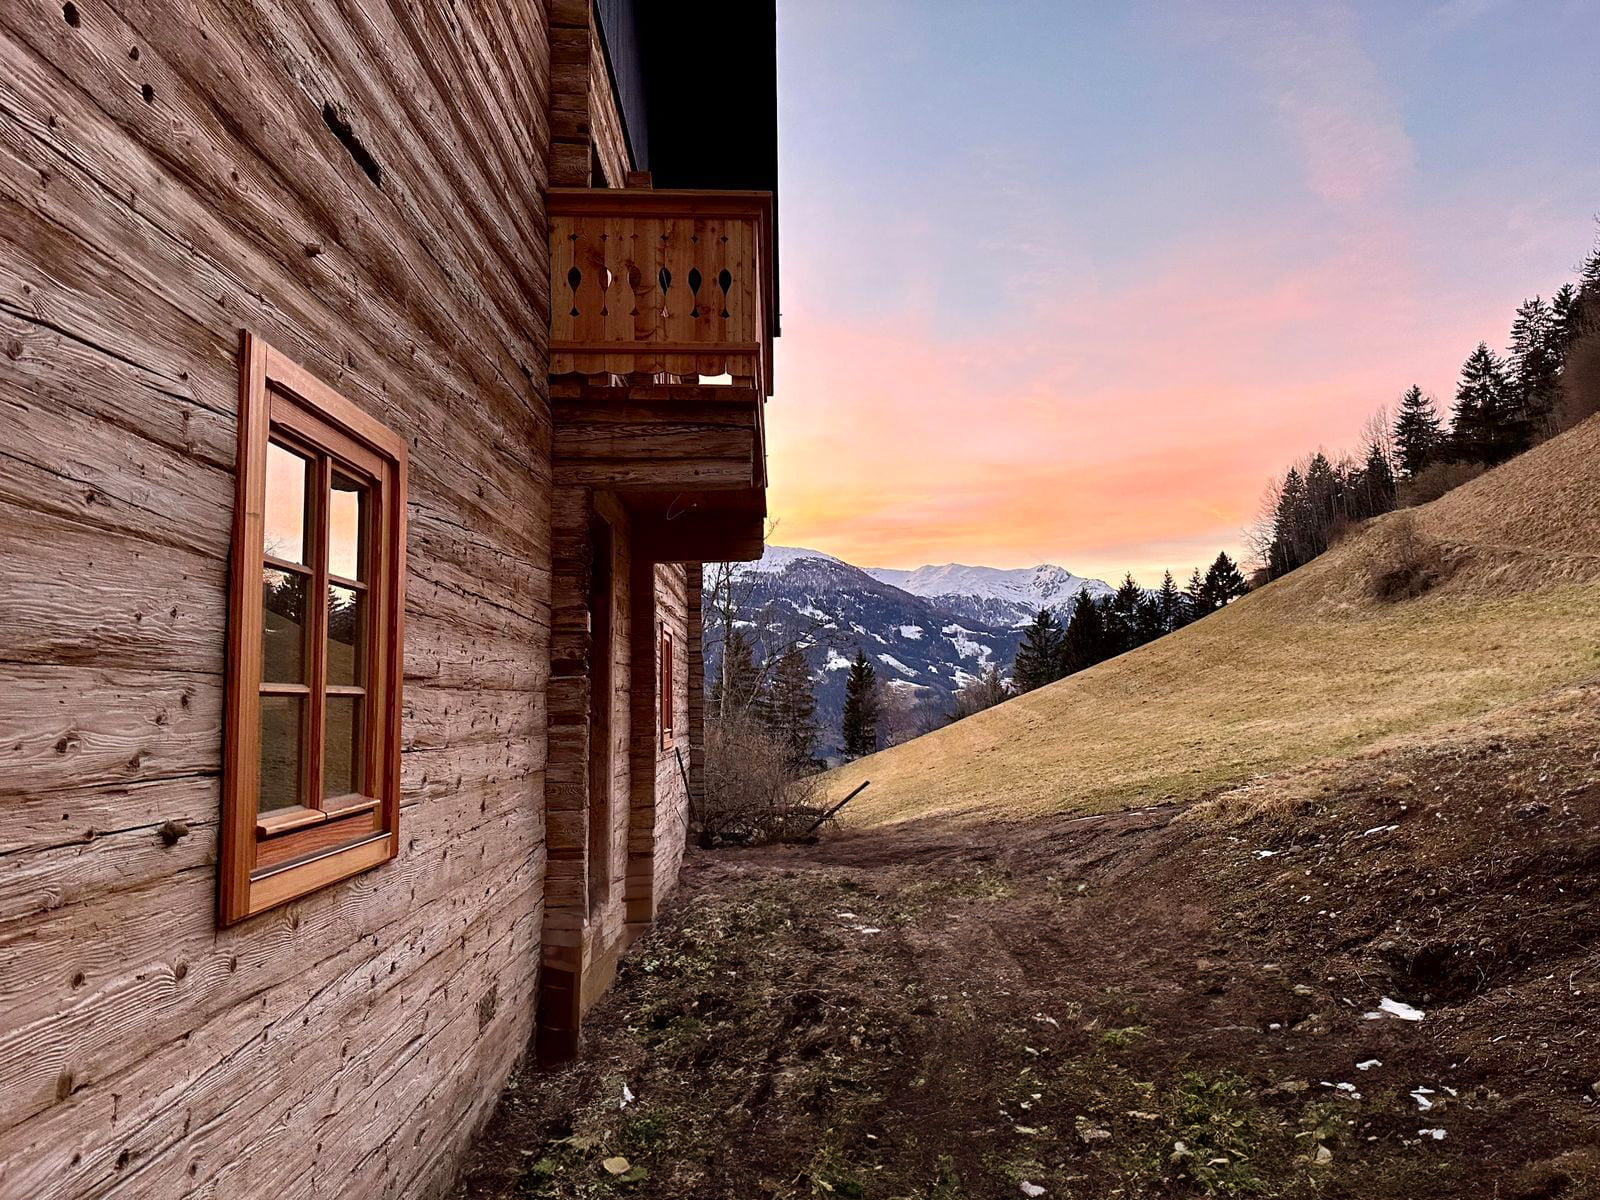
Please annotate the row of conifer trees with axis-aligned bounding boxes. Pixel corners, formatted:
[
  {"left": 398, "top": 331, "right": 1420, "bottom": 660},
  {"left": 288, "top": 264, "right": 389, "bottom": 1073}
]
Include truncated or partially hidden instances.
[
  {"left": 1262, "top": 239, "right": 1600, "bottom": 580},
  {"left": 1010, "top": 552, "right": 1248, "bottom": 694}
]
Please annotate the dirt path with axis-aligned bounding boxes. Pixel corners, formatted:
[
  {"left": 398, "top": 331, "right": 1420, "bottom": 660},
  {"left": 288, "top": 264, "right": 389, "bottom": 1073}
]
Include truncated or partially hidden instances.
[{"left": 457, "top": 686, "right": 1600, "bottom": 1200}]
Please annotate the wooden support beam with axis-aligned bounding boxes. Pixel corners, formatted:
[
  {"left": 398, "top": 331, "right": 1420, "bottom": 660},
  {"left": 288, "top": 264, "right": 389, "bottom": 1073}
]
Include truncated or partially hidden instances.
[
  {"left": 630, "top": 508, "right": 765, "bottom": 562},
  {"left": 552, "top": 387, "right": 760, "bottom": 492}
]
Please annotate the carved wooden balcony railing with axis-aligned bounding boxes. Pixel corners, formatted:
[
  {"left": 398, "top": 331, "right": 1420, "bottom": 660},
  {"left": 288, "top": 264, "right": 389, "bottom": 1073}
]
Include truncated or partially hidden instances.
[{"left": 548, "top": 188, "right": 775, "bottom": 396}]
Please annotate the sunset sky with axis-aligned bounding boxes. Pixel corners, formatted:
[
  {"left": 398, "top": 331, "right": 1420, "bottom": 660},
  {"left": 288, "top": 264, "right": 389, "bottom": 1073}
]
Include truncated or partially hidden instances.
[{"left": 763, "top": 0, "right": 1600, "bottom": 585}]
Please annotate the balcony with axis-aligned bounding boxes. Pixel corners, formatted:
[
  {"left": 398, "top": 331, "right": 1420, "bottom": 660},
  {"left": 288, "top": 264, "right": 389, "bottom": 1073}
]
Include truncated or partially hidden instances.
[
  {"left": 548, "top": 188, "right": 774, "bottom": 561},
  {"left": 548, "top": 188, "right": 775, "bottom": 395}
]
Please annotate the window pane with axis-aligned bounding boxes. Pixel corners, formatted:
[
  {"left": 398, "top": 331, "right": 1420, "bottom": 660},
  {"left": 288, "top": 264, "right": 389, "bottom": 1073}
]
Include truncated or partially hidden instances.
[
  {"left": 324, "top": 694, "right": 364, "bottom": 799},
  {"left": 327, "top": 584, "right": 365, "bottom": 687},
  {"left": 264, "top": 442, "right": 309, "bottom": 563},
  {"left": 262, "top": 568, "right": 308, "bottom": 683},
  {"left": 329, "top": 472, "right": 367, "bottom": 581},
  {"left": 258, "top": 694, "right": 303, "bottom": 812}
]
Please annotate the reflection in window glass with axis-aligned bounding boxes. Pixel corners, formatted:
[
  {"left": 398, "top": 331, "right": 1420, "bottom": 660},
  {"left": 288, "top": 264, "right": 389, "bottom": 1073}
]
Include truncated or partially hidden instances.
[
  {"left": 264, "top": 442, "right": 309, "bottom": 563},
  {"left": 258, "top": 695, "right": 303, "bottom": 811},
  {"left": 327, "top": 584, "right": 364, "bottom": 688},
  {"left": 262, "top": 568, "right": 308, "bottom": 683},
  {"left": 329, "top": 473, "right": 366, "bottom": 580},
  {"left": 324, "top": 694, "right": 363, "bottom": 799}
]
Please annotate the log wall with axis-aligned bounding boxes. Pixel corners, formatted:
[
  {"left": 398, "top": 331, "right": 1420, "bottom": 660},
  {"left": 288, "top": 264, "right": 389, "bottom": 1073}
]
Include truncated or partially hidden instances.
[
  {"left": 540, "top": 496, "right": 696, "bottom": 1037},
  {"left": 625, "top": 562, "right": 692, "bottom": 936},
  {"left": 0, "top": 0, "right": 554, "bottom": 1195}
]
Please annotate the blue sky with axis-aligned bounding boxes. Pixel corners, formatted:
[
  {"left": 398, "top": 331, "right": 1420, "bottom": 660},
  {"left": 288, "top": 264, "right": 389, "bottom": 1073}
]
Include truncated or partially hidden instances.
[{"left": 763, "top": 0, "right": 1600, "bottom": 582}]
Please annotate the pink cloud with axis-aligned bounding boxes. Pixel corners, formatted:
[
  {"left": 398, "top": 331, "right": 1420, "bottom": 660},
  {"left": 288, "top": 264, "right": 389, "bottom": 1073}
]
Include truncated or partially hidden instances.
[{"left": 765, "top": 209, "right": 1489, "bottom": 583}]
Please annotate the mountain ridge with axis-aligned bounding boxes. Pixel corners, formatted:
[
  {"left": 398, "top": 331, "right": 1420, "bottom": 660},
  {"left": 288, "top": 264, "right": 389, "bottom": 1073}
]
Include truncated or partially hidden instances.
[
  {"left": 865, "top": 559, "right": 1114, "bottom": 628},
  {"left": 716, "top": 545, "right": 1102, "bottom": 757}
]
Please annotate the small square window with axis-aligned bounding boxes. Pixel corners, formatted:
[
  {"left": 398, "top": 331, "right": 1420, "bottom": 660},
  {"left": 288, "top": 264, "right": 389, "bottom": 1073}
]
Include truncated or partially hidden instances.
[{"left": 221, "top": 333, "right": 407, "bottom": 924}]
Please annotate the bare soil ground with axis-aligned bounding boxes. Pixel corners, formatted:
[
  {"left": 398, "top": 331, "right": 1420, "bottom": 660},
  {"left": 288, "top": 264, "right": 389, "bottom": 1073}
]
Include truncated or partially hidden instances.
[{"left": 458, "top": 683, "right": 1600, "bottom": 1200}]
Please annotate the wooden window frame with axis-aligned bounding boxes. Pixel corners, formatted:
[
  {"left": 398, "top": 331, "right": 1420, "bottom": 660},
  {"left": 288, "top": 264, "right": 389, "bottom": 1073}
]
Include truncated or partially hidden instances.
[
  {"left": 659, "top": 624, "right": 675, "bottom": 749},
  {"left": 221, "top": 332, "right": 408, "bottom": 925}
]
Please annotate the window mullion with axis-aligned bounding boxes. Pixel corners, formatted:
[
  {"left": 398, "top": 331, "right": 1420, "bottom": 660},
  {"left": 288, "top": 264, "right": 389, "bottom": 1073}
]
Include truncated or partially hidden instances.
[
  {"left": 363, "top": 464, "right": 388, "bottom": 802},
  {"left": 307, "top": 453, "right": 333, "bottom": 811}
]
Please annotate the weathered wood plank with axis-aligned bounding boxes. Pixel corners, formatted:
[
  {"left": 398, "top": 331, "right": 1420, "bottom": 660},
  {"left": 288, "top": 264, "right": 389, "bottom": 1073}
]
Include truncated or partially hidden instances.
[
  {"left": 0, "top": 861, "right": 543, "bottom": 1198},
  {"left": 0, "top": 0, "right": 555, "bottom": 1190},
  {"left": 0, "top": 771, "right": 544, "bottom": 1133}
]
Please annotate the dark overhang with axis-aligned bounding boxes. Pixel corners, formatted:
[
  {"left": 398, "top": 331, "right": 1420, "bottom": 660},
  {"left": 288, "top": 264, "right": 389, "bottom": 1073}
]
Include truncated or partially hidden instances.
[{"left": 594, "top": 0, "right": 780, "bottom": 336}]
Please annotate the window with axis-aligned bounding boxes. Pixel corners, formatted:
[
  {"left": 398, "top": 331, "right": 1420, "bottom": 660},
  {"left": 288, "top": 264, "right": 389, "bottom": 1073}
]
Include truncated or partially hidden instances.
[
  {"left": 659, "top": 625, "right": 674, "bottom": 748},
  {"left": 221, "top": 332, "right": 407, "bottom": 924}
]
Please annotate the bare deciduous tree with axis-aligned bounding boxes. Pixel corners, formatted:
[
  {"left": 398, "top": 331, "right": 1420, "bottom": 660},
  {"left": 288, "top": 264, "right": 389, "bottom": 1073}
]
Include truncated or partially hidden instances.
[{"left": 948, "top": 663, "right": 1011, "bottom": 722}]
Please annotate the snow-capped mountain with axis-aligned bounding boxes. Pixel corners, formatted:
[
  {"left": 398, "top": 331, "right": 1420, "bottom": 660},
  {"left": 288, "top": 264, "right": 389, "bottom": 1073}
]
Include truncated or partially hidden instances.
[
  {"left": 866, "top": 561, "right": 1113, "bottom": 629},
  {"left": 710, "top": 547, "right": 1024, "bottom": 758}
]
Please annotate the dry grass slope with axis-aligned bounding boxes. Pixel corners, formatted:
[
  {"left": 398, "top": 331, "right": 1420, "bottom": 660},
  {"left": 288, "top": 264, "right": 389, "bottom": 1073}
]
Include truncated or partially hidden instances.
[{"left": 825, "top": 414, "right": 1600, "bottom": 827}]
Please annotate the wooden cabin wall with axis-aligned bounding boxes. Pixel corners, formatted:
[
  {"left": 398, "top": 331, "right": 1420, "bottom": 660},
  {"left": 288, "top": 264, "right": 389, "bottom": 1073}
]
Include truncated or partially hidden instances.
[
  {"left": 654, "top": 563, "right": 694, "bottom": 900},
  {"left": 686, "top": 566, "right": 706, "bottom": 828},
  {"left": 549, "top": 0, "right": 630, "bottom": 189},
  {"left": 625, "top": 562, "right": 692, "bottom": 937},
  {"left": 0, "top": 0, "right": 553, "bottom": 1195},
  {"left": 539, "top": 487, "right": 638, "bottom": 1034},
  {"left": 581, "top": 492, "right": 634, "bottom": 1008}
]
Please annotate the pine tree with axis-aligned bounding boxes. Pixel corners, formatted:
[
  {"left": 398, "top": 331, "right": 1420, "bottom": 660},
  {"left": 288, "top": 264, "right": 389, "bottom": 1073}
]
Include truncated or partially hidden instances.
[
  {"left": 711, "top": 627, "right": 761, "bottom": 718},
  {"left": 1391, "top": 385, "right": 1442, "bottom": 479},
  {"left": 1582, "top": 240, "right": 1600, "bottom": 295},
  {"left": 840, "top": 649, "right": 879, "bottom": 758},
  {"left": 1268, "top": 467, "right": 1309, "bottom": 578},
  {"left": 1507, "top": 296, "right": 1562, "bottom": 440},
  {"left": 1135, "top": 594, "right": 1165, "bottom": 644},
  {"left": 1012, "top": 608, "right": 1065, "bottom": 693},
  {"left": 760, "top": 646, "right": 818, "bottom": 768},
  {"left": 1105, "top": 574, "right": 1145, "bottom": 656},
  {"left": 1155, "top": 570, "right": 1183, "bottom": 634},
  {"left": 1551, "top": 281, "right": 1585, "bottom": 353},
  {"left": 1359, "top": 440, "right": 1396, "bottom": 517},
  {"left": 1061, "top": 588, "right": 1109, "bottom": 674},
  {"left": 1181, "top": 568, "right": 1207, "bottom": 623},
  {"left": 1451, "top": 342, "right": 1522, "bottom": 464},
  {"left": 1199, "top": 552, "right": 1247, "bottom": 612},
  {"left": 1578, "top": 240, "right": 1600, "bottom": 330},
  {"left": 1304, "top": 453, "right": 1338, "bottom": 553}
]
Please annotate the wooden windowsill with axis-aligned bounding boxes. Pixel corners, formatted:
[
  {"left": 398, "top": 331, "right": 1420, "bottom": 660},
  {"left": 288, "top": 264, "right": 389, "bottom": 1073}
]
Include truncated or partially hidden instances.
[
  {"left": 256, "top": 794, "right": 380, "bottom": 837},
  {"left": 257, "top": 806, "right": 326, "bottom": 837},
  {"left": 324, "top": 793, "right": 381, "bottom": 818}
]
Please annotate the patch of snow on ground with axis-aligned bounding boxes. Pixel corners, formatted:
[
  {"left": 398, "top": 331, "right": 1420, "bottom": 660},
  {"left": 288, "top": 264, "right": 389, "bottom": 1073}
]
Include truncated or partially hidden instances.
[
  {"left": 899, "top": 624, "right": 924, "bottom": 639},
  {"left": 824, "top": 650, "right": 853, "bottom": 671},
  {"left": 877, "top": 654, "right": 917, "bottom": 676},
  {"left": 941, "top": 624, "right": 993, "bottom": 662}
]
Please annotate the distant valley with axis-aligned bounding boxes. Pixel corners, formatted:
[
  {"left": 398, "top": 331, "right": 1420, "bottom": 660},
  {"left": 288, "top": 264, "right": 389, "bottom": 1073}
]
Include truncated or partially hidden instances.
[{"left": 708, "top": 547, "right": 1113, "bottom": 757}]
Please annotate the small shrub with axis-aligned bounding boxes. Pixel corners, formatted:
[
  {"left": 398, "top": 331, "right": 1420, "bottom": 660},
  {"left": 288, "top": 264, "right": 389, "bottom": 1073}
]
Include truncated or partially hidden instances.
[
  {"left": 1365, "top": 513, "right": 1450, "bottom": 602},
  {"left": 1553, "top": 323, "right": 1600, "bottom": 433},
  {"left": 698, "top": 713, "right": 824, "bottom": 845},
  {"left": 1396, "top": 459, "right": 1485, "bottom": 507}
]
